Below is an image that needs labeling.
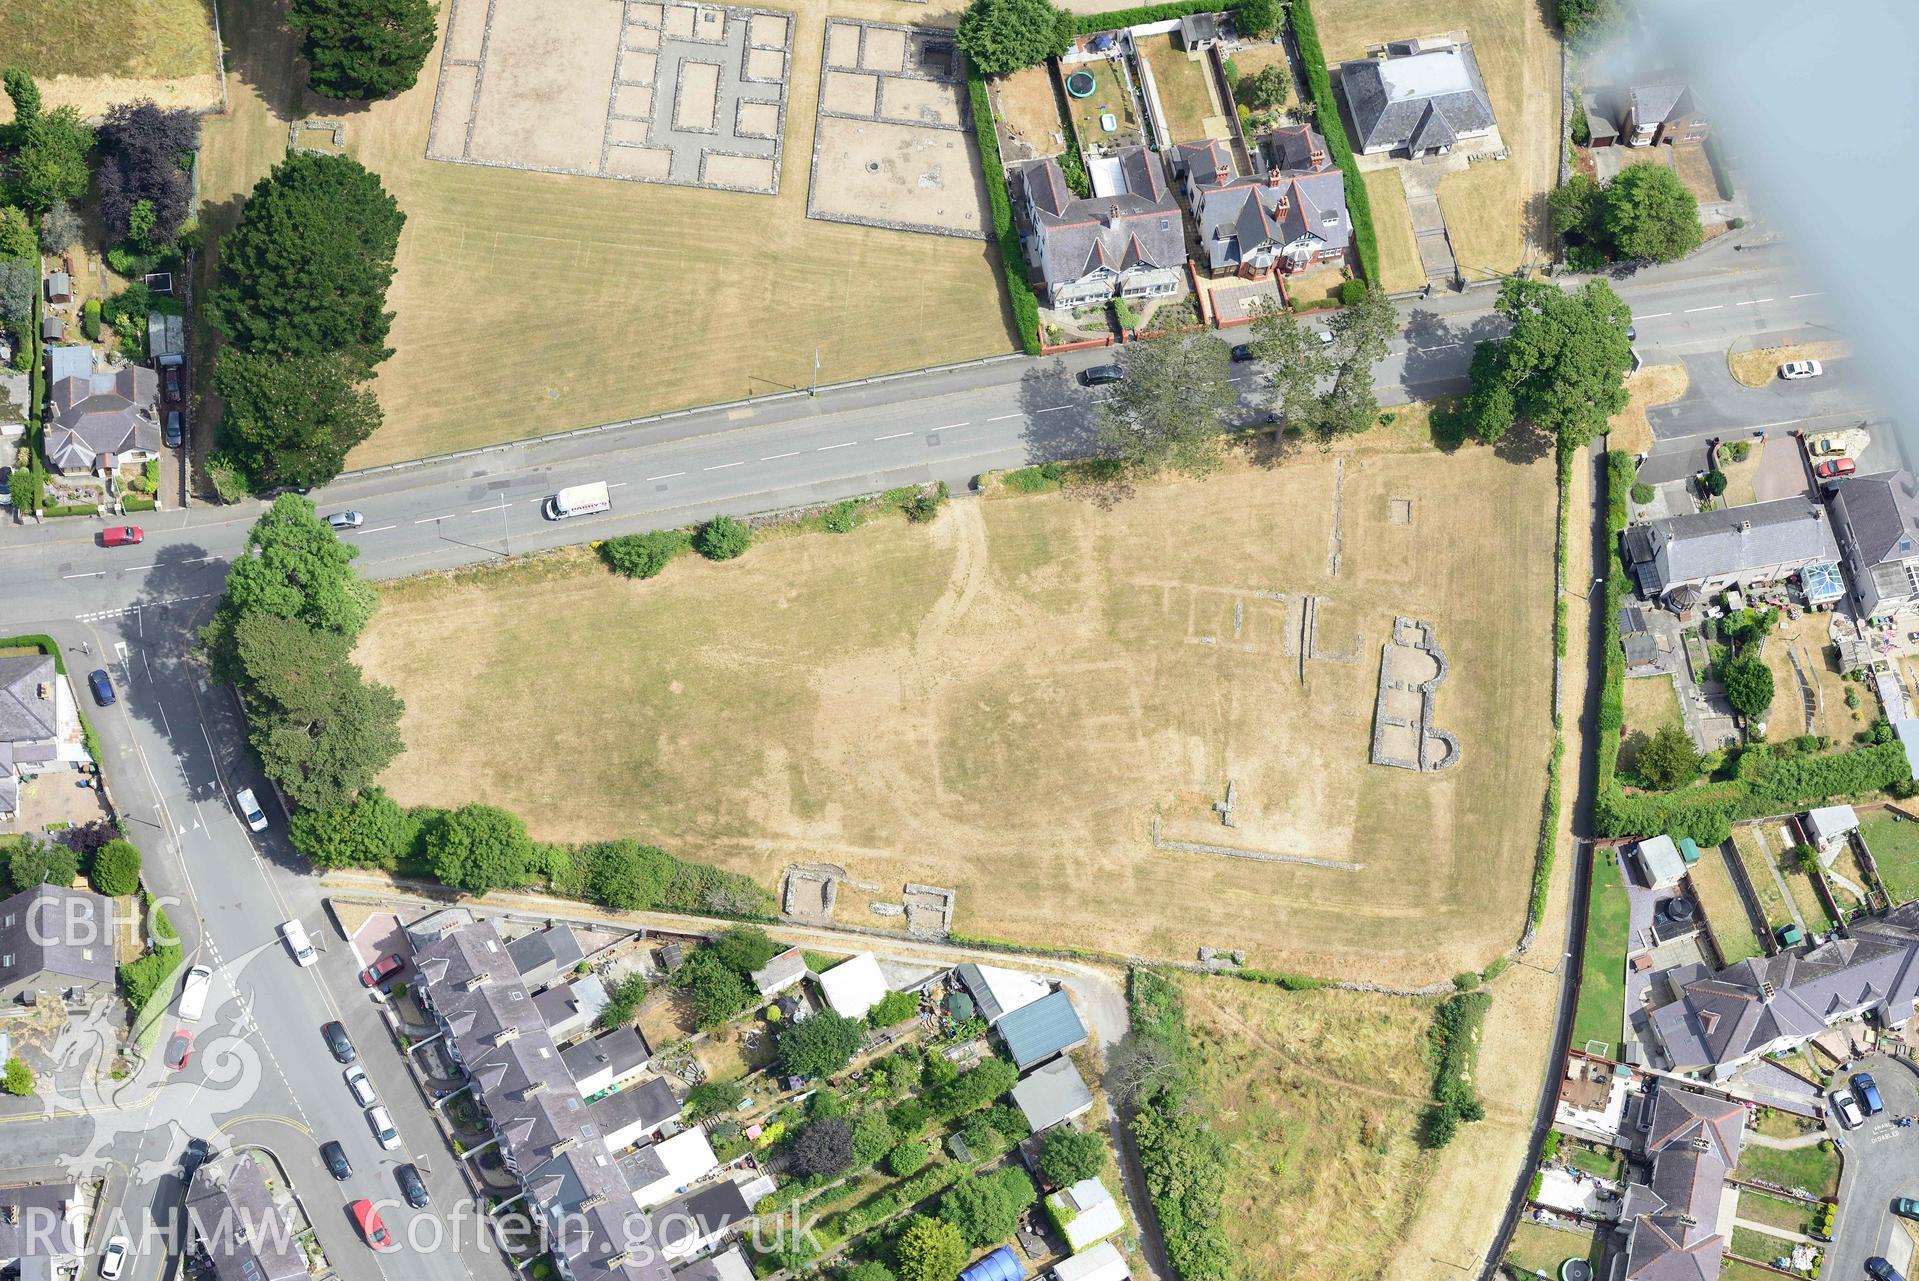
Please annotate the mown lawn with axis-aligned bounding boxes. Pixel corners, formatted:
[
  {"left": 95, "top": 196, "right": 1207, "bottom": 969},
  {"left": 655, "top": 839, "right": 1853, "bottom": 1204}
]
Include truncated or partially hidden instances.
[
  {"left": 1689, "top": 843, "right": 1764, "bottom": 964},
  {"left": 1563, "top": 1145, "right": 1623, "bottom": 1181},
  {"left": 1738, "top": 1189, "right": 1819, "bottom": 1236},
  {"left": 1861, "top": 811, "right": 1919, "bottom": 905},
  {"left": 1503, "top": 1221, "right": 1603, "bottom": 1274},
  {"left": 1571, "top": 853, "right": 1629, "bottom": 1057},
  {"left": 1734, "top": 1141, "right": 1841, "bottom": 1198}
]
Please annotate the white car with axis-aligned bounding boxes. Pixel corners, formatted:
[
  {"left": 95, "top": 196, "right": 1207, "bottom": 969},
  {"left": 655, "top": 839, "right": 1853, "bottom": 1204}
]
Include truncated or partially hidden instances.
[
  {"left": 1780, "top": 360, "right": 1824, "bottom": 380},
  {"left": 98, "top": 1237, "right": 129, "bottom": 1281},
  {"left": 177, "top": 964, "right": 213, "bottom": 1022},
  {"left": 235, "top": 787, "right": 268, "bottom": 831},
  {"left": 367, "top": 1104, "right": 401, "bottom": 1150},
  {"left": 278, "top": 919, "right": 317, "bottom": 967},
  {"left": 1831, "top": 1089, "right": 1865, "bottom": 1129},
  {"left": 344, "top": 1064, "right": 378, "bottom": 1108}
]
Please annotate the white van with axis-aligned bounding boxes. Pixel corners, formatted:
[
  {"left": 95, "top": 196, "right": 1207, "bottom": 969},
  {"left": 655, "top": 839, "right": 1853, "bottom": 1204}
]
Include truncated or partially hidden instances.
[
  {"left": 543, "top": 481, "right": 611, "bottom": 520},
  {"left": 278, "top": 919, "right": 317, "bottom": 967},
  {"left": 177, "top": 965, "right": 213, "bottom": 1022}
]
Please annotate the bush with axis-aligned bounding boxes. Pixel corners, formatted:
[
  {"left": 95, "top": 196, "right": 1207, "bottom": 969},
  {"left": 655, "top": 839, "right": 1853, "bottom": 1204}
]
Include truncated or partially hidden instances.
[
  {"left": 1724, "top": 652, "right": 1775, "bottom": 719},
  {"left": 1704, "top": 468, "right": 1728, "bottom": 496},
  {"left": 778, "top": 1009, "right": 866, "bottom": 1079},
  {"left": 1337, "top": 279, "right": 1369, "bottom": 306},
  {"left": 1630, "top": 481, "right": 1654, "bottom": 504},
  {"left": 898, "top": 481, "right": 949, "bottom": 524},
  {"left": 936, "top": 1166, "right": 1035, "bottom": 1248},
  {"left": 1039, "top": 1127, "right": 1104, "bottom": 1186},
  {"left": 1112, "top": 296, "right": 1140, "bottom": 331},
  {"left": 1003, "top": 462, "right": 1063, "bottom": 494},
  {"left": 868, "top": 990, "right": 919, "bottom": 1028},
  {"left": 966, "top": 68, "right": 1041, "bottom": 355},
  {"left": 1, "top": 1057, "right": 33, "bottom": 1097},
  {"left": 602, "top": 529, "right": 691, "bottom": 578},
  {"left": 425, "top": 803, "right": 532, "bottom": 894},
  {"left": 893, "top": 1216, "right": 968, "bottom": 1281},
  {"left": 80, "top": 299, "right": 101, "bottom": 341},
  {"left": 822, "top": 499, "right": 863, "bottom": 533},
  {"left": 852, "top": 1110, "right": 898, "bottom": 1165},
  {"left": 598, "top": 973, "right": 648, "bottom": 1029},
  {"left": 685, "top": 1079, "right": 736, "bottom": 1120},
  {"left": 1423, "top": 992, "right": 1491, "bottom": 1149},
  {"left": 695, "top": 514, "right": 751, "bottom": 560},
  {"left": 1571, "top": 107, "right": 1590, "bottom": 146},
  {"left": 929, "top": 1055, "right": 1019, "bottom": 1119},
  {"left": 89, "top": 839, "right": 142, "bottom": 896},
  {"left": 792, "top": 1115, "right": 855, "bottom": 1177},
  {"left": 886, "top": 1139, "right": 930, "bottom": 1177}
]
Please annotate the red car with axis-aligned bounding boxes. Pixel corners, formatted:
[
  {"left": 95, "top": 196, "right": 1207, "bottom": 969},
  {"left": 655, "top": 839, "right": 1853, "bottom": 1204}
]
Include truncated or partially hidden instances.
[
  {"left": 163, "top": 368, "right": 182, "bottom": 404},
  {"left": 165, "top": 1031, "right": 192, "bottom": 1071},
  {"left": 101, "top": 526, "right": 144, "bottom": 547},
  {"left": 349, "top": 1199, "right": 394, "bottom": 1251},
  {"left": 1815, "top": 458, "right": 1856, "bottom": 480},
  {"left": 359, "top": 954, "right": 406, "bottom": 988}
]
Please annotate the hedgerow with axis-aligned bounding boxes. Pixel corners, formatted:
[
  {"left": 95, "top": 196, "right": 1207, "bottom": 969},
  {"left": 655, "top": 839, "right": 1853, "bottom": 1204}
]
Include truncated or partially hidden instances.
[
  {"left": 1124, "top": 969, "right": 1231, "bottom": 1281},
  {"left": 966, "top": 66, "right": 1041, "bottom": 355},
  {"left": 1423, "top": 990, "right": 1491, "bottom": 1148},
  {"left": 1290, "top": 0, "right": 1381, "bottom": 285}
]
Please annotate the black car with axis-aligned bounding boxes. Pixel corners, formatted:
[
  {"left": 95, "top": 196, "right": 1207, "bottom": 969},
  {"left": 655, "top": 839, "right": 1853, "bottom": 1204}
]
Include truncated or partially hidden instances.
[
  {"left": 180, "top": 1138, "right": 213, "bottom": 1179},
  {"left": 1080, "top": 364, "right": 1124, "bottom": 386},
  {"left": 396, "top": 1163, "right": 430, "bottom": 1209},
  {"left": 1229, "top": 343, "right": 1255, "bottom": 363},
  {"left": 320, "top": 1140, "right": 353, "bottom": 1180},
  {"left": 322, "top": 1021, "right": 356, "bottom": 1064},
  {"left": 1867, "top": 1259, "right": 1905, "bottom": 1281}
]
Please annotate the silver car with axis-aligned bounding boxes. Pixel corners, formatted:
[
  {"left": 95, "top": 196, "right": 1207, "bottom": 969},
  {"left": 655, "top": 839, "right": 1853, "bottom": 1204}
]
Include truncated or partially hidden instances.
[{"left": 325, "top": 511, "right": 365, "bottom": 530}]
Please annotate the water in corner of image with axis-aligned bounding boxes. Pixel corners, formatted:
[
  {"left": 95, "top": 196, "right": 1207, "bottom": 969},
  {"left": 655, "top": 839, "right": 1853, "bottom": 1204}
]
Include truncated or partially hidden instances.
[{"left": 1634, "top": 0, "right": 1917, "bottom": 455}]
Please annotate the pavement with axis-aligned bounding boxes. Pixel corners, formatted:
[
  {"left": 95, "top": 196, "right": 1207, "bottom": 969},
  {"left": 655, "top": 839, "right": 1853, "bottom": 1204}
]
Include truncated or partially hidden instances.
[{"left": 1829, "top": 1054, "right": 1919, "bottom": 1281}]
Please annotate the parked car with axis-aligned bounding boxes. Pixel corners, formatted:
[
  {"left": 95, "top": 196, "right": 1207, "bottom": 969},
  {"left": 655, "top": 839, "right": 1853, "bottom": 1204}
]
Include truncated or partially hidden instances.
[
  {"left": 359, "top": 954, "right": 405, "bottom": 988},
  {"left": 163, "top": 368, "right": 182, "bottom": 404},
  {"left": 1831, "top": 1089, "right": 1864, "bottom": 1129},
  {"left": 101, "top": 525, "right": 144, "bottom": 547},
  {"left": 164, "top": 411, "right": 183, "bottom": 449},
  {"left": 88, "top": 669, "right": 116, "bottom": 707},
  {"left": 180, "top": 1137, "right": 213, "bottom": 1180},
  {"left": 165, "top": 1030, "right": 192, "bottom": 1071},
  {"left": 349, "top": 1199, "right": 394, "bottom": 1251},
  {"left": 98, "top": 1238, "right": 128, "bottom": 1281},
  {"left": 1853, "top": 1071, "right": 1885, "bottom": 1115},
  {"left": 367, "top": 1105, "right": 401, "bottom": 1150},
  {"left": 236, "top": 787, "right": 269, "bottom": 832},
  {"left": 279, "top": 919, "right": 316, "bottom": 967},
  {"left": 1809, "top": 433, "right": 1848, "bottom": 457},
  {"left": 1080, "top": 365, "right": 1124, "bottom": 386},
  {"left": 320, "top": 1140, "right": 353, "bottom": 1180},
  {"left": 177, "top": 964, "right": 212, "bottom": 1022},
  {"left": 1780, "top": 360, "right": 1824, "bottom": 380},
  {"left": 1894, "top": 1197, "right": 1919, "bottom": 1222},
  {"left": 344, "top": 1064, "right": 377, "bottom": 1108},
  {"left": 1867, "top": 1259, "right": 1905, "bottom": 1281},
  {"left": 322, "top": 1021, "right": 356, "bottom": 1064},
  {"left": 396, "top": 1163, "right": 430, "bottom": 1209},
  {"left": 1229, "top": 343, "right": 1255, "bottom": 363},
  {"left": 1815, "top": 458, "right": 1856, "bottom": 480},
  {"left": 325, "top": 511, "right": 365, "bottom": 531}
]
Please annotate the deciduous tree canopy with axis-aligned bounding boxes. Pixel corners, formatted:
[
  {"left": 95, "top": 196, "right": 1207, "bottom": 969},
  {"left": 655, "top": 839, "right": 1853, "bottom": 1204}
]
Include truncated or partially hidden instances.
[
  {"left": 215, "top": 351, "right": 384, "bottom": 492},
  {"left": 95, "top": 100, "right": 201, "bottom": 247},
  {"left": 1096, "top": 331, "right": 1238, "bottom": 475}
]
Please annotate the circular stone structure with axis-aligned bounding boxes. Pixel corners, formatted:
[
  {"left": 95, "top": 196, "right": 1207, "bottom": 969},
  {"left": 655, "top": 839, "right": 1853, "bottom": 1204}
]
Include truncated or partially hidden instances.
[
  {"left": 1560, "top": 1260, "right": 1593, "bottom": 1281},
  {"left": 1065, "top": 70, "right": 1096, "bottom": 98}
]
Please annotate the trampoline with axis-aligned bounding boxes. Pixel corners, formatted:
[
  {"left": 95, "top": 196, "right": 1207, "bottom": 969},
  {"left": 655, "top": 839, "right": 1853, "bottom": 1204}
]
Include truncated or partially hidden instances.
[
  {"left": 1559, "top": 1259, "right": 1593, "bottom": 1281},
  {"left": 1065, "top": 70, "right": 1096, "bottom": 97}
]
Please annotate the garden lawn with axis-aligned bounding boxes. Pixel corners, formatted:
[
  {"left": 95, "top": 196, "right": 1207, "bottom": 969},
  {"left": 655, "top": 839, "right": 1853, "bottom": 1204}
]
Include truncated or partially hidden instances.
[
  {"left": 1503, "top": 1221, "right": 1603, "bottom": 1274},
  {"left": 1730, "top": 1225, "right": 1795, "bottom": 1267},
  {"left": 1135, "top": 34, "right": 1224, "bottom": 143},
  {"left": 1563, "top": 1146, "right": 1623, "bottom": 1181},
  {"left": 1733, "top": 1141, "right": 1841, "bottom": 1198},
  {"left": 1861, "top": 811, "right": 1919, "bottom": 905},
  {"left": 1737, "top": 1190, "right": 1819, "bottom": 1236},
  {"left": 1733, "top": 827, "right": 1795, "bottom": 935},
  {"left": 1689, "top": 843, "right": 1764, "bottom": 964},
  {"left": 1360, "top": 169, "right": 1425, "bottom": 294},
  {"left": 1571, "top": 853, "right": 1629, "bottom": 1057}
]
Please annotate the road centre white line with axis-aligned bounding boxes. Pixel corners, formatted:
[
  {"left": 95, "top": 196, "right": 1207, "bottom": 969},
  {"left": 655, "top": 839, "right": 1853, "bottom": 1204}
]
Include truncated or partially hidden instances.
[
  {"left": 987, "top": 413, "right": 1022, "bottom": 421},
  {"left": 471, "top": 502, "right": 509, "bottom": 513},
  {"left": 1636, "top": 311, "right": 1671, "bottom": 319},
  {"left": 1789, "top": 292, "right": 1823, "bottom": 299},
  {"left": 937, "top": 422, "right": 970, "bottom": 431},
  {"left": 62, "top": 570, "right": 107, "bottom": 579},
  {"left": 874, "top": 432, "right": 912, "bottom": 441},
  {"left": 1735, "top": 298, "right": 1774, "bottom": 306},
  {"left": 817, "top": 441, "right": 857, "bottom": 451},
  {"left": 607, "top": 481, "right": 629, "bottom": 488},
  {"left": 414, "top": 514, "right": 455, "bottom": 523},
  {"left": 646, "top": 472, "right": 685, "bottom": 480},
  {"left": 761, "top": 452, "right": 799, "bottom": 461},
  {"left": 704, "top": 461, "right": 745, "bottom": 471},
  {"left": 1684, "top": 305, "right": 1722, "bottom": 313},
  {"left": 1036, "top": 405, "right": 1073, "bottom": 413},
  {"left": 359, "top": 525, "right": 397, "bottom": 534}
]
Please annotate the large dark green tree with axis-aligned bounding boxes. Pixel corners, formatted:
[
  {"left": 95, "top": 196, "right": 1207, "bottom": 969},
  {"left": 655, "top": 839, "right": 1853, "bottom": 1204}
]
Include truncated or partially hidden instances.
[
  {"left": 1602, "top": 162, "right": 1702, "bottom": 264},
  {"left": 777, "top": 1010, "right": 866, "bottom": 1079},
  {"left": 209, "top": 496, "right": 377, "bottom": 652},
  {"left": 1723, "top": 653, "right": 1775, "bottom": 720},
  {"left": 5, "top": 102, "right": 94, "bottom": 213},
  {"left": 936, "top": 1167, "right": 1036, "bottom": 1248},
  {"left": 206, "top": 151, "right": 404, "bottom": 368},
  {"left": 426, "top": 804, "right": 533, "bottom": 895},
  {"left": 1456, "top": 278, "right": 1632, "bottom": 452},
  {"left": 214, "top": 351, "right": 384, "bottom": 490},
  {"left": 1314, "top": 285, "right": 1396, "bottom": 441},
  {"left": 289, "top": 0, "right": 439, "bottom": 100},
  {"left": 1096, "top": 331, "right": 1239, "bottom": 475},
  {"left": 955, "top": 0, "right": 1072, "bottom": 76},
  {"left": 288, "top": 788, "right": 413, "bottom": 869}
]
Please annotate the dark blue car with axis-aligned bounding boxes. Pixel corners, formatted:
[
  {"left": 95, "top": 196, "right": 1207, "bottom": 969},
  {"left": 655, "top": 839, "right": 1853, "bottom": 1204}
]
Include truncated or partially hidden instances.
[
  {"left": 87, "top": 669, "right": 115, "bottom": 706},
  {"left": 1867, "top": 1258, "right": 1904, "bottom": 1281},
  {"left": 1853, "top": 1072, "right": 1885, "bottom": 1116}
]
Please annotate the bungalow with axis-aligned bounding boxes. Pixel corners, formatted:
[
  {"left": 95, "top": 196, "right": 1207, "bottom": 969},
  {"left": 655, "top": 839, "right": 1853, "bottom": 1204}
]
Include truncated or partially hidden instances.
[
  {"left": 0, "top": 653, "right": 89, "bottom": 820},
  {"left": 1192, "top": 168, "right": 1350, "bottom": 278},
  {"left": 995, "top": 988, "right": 1088, "bottom": 1070},
  {"left": 563, "top": 1025, "right": 652, "bottom": 1096},
  {"left": 1009, "top": 1056, "right": 1093, "bottom": 1133},
  {"left": 816, "top": 952, "right": 888, "bottom": 1021},
  {"left": 1020, "top": 147, "right": 1187, "bottom": 309},
  {"left": 1622, "top": 498, "right": 1841, "bottom": 606},
  {"left": 0, "top": 884, "right": 116, "bottom": 1007},
  {"left": 623, "top": 1127, "right": 719, "bottom": 1210},
  {"left": 45, "top": 365, "right": 161, "bottom": 474},
  {"left": 1338, "top": 42, "right": 1497, "bottom": 157},
  {"left": 1827, "top": 471, "right": 1919, "bottom": 619}
]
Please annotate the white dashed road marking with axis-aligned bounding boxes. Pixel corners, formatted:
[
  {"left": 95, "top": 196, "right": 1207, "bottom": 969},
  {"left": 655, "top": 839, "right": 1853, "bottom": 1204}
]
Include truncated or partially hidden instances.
[
  {"left": 874, "top": 432, "right": 912, "bottom": 441},
  {"left": 817, "top": 441, "right": 857, "bottom": 451},
  {"left": 703, "top": 461, "right": 745, "bottom": 471},
  {"left": 761, "top": 452, "right": 799, "bottom": 461},
  {"left": 1684, "top": 305, "right": 1722, "bottom": 313}
]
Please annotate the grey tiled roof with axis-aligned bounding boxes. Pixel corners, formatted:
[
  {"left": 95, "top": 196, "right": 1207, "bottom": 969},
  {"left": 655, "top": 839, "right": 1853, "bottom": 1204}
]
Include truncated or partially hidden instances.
[
  {"left": 1629, "top": 82, "right": 1689, "bottom": 126},
  {"left": 1021, "top": 148, "right": 1186, "bottom": 293},
  {"left": 185, "top": 1159, "right": 307, "bottom": 1281},
  {"left": 1263, "top": 124, "right": 1333, "bottom": 175},
  {"left": 650, "top": 1182, "right": 752, "bottom": 1257},
  {"left": 0, "top": 1183, "right": 81, "bottom": 1262},
  {"left": 509, "top": 924, "right": 586, "bottom": 980},
  {"left": 0, "top": 656, "right": 58, "bottom": 747},
  {"left": 1626, "top": 498, "right": 1839, "bottom": 594},
  {"left": 0, "top": 884, "right": 115, "bottom": 991},
  {"left": 1194, "top": 170, "right": 1349, "bottom": 271},
  {"left": 1338, "top": 45, "right": 1496, "bottom": 153},
  {"left": 1619, "top": 1087, "right": 1744, "bottom": 1281},
  {"left": 563, "top": 1025, "right": 652, "bottom": 1086},
  {"left": 46, "top": 367, "right": 159, "bottom": 470},
  {"left": 588, "top": 1074, "right": 680, "bottom": 1138},
  {"left": 1830, "top": 471, "right": 1919, "bottom": 567}
]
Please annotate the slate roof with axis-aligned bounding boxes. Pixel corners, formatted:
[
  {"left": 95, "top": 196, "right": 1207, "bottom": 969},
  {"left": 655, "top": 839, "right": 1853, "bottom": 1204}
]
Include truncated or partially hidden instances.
[
  {"left": 1171, "top": 139, "right": 1233, "bottom": 185},
  {"left": 671, "top": 1245, "right": 755, "bottom": 1281},
  {"left": 509, "top": 924, "right": 586, "bottom": 980},
  {"left": 1021, "top": 148, "right": 1186, "bottom": 294},
  {"left": 1194, "top": 170, "right": 1350, "bottom": 272},
  {"left": 1829, "top": 471, "right": 1919, "bottom": 567},
  {"left": 996, "top": 988, "right": 1088, "bottom": 1068},
  {"left": 587, "top": 1074, "right": 680, "bottom": 1140},
  {"left": 0, "top": 656, "right": 59, "bottom": 749},
  {"left": 535, "top": 974, "right": 609, "bottom": 1032},
  {"left": 749, "top": 947, "right": 808, "bottom": 997},
  {"left": 0, "top": 884, "right": 115, "bottom": 992},
  {"left": 649, "top": 1182, "right": 752, "bottom": 1258},
  {"left": 1009, "top": 1055, "right": 1094, "bottom": 1132},
  {"left": 1625, "top": 498, "right": 1839, "bottom": 595},
  {"left": 1263, "top": 123, "right": 1334, "bottom": 175},
  {"left": 0, "top": 1183, "right": 81, "bottom": 1263},
  {"left": 1338, "top": 45, "right": 1496, "bottom": 153},
  {"left": 531, "top": 1147, "right": 673, "bottom": 1281},
  {"left": 563, "top": 1025, "right": 652, "bottom": 1087},
  {"left": 408, "top": 916, "right": 517, "bottom": 997},
  {"left": 46, "top": 367, "right": 160, "bottom": 471},
  {"left": 1618, "top": 1088, "right": 1744, "bottom": 1281},
  {"left": 185, "top": 1159, "right": 307, "bottom": 1281},
  {"left": 1651, "top": 902, "right": 1919, "bottom": 1072},
  {"left": 1629, "top": 82, "right": 1691, "bottom": 127}
]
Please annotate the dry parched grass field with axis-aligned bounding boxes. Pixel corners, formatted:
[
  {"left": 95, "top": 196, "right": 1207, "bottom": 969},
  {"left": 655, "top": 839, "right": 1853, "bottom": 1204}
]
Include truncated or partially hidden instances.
[
  {"left": 358, "top": 435, "right": 1557, "bottom": 981},
  {"left": 0, "top": 0, "right": 223, "bottom": 116}
]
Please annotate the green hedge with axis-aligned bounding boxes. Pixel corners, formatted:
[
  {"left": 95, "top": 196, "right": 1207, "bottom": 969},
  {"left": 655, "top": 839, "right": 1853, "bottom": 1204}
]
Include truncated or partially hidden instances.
[
  {"left": 1423, "top": 991, "right": 1491, "bottom": 1148},
  {"left": 1289, "top": 0, "right": 1381, "bottom": 285},
  {"left": 42, "top": 503, "right": 100, "bottom": 517},
  {"left": 1069, "top": 0, "right": 1240, "bottom": 33},
  {"left": 122, "top": 496, "right": 157, "bottom": 513},
  {"left": 967, "top": 66, "right": 1042, "bottom": 355},
  {"left": 1701, "top": 134, "right": 1735, "bottom": 199}
]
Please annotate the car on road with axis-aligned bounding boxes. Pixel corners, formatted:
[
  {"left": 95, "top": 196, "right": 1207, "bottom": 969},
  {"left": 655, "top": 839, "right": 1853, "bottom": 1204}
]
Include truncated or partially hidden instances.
[
  {"left": 101, "top": 525, "right": 143, "bottom": 547},
  {"left": 320, "top": 1140, "right": 352, "bottom": 1180},
  {"left": 181, "top": 1137, "right": 213, "bottom": 1179},
  {"left": 360, "top": 954, "right": 405, "bottom": 988},
  {"left": 87, "top": 670, "right": 115, "bottom": 707},
  {"left": 164, "top": 368, "right": 182, "bottom": 403},
  {"left": 1831, "top": 1089, "right": 1864, "bottom": 1129},
  {"left": 98, "top": 1237, "right": 128, "bottom": 1281},
  {"left": 322, "top": 1020, "right": 356, "bottom": 1064},
  {"left": 367, "top": 1104, "right": 401, "bottom": 1150},
  {"left": 1853, "top": 1071, "right": 1885, "bottom": 1115},
  {"left": 1867, "top": 1258, "right": 1905, "bottom": 1281},
  {"left": 396, "top": 1163, "right": 430, "bottom": 1209},
  {"left": 349, "top": 1199, "right": 395, "bottom": 1252},
  {"left": 278, "top": 918, "right": 316, "bottom": 967},
  {"left": 178, "top": 964, "right": 212, "bottom": 1022},
  {"left": 165, "top": 410, "right": 183, "bottom": 448},
  {"left": 1815, "top": 458, "right": 1856, "bottom": 480},
  {"left": 344, "top": 1063, "right": 377, "bottom": 1107},
  {"left": 1895, "top": 1197, "right": 1919, "bottom": 1222},
  {"left": 1080, "top": 365, "right": 1124, "bottom": 386},
  {"left": 325, "top": 511, "right": 365, "bottom": 531},
  {"left": 236, "top": 787, "right": 269, "bottom": 831},
  {"left": 1780, "top": 360, "right": 1824, "bottom": 380},
  {"left": 1229, "top": 344, "right": 1255, "bottom": 363},
  {"left": 165, "top": 1030, "right": 192, "bottom": 1071}
]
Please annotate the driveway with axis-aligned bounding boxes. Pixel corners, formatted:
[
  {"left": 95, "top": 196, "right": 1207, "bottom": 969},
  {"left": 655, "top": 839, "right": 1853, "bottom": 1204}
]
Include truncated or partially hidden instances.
[
  {"left": 1647, "top": 346, "right": 1874, "bottom": 444},
  {"left": 1828, "top": 1053, "right": 1919, "bottom": 1281}
]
